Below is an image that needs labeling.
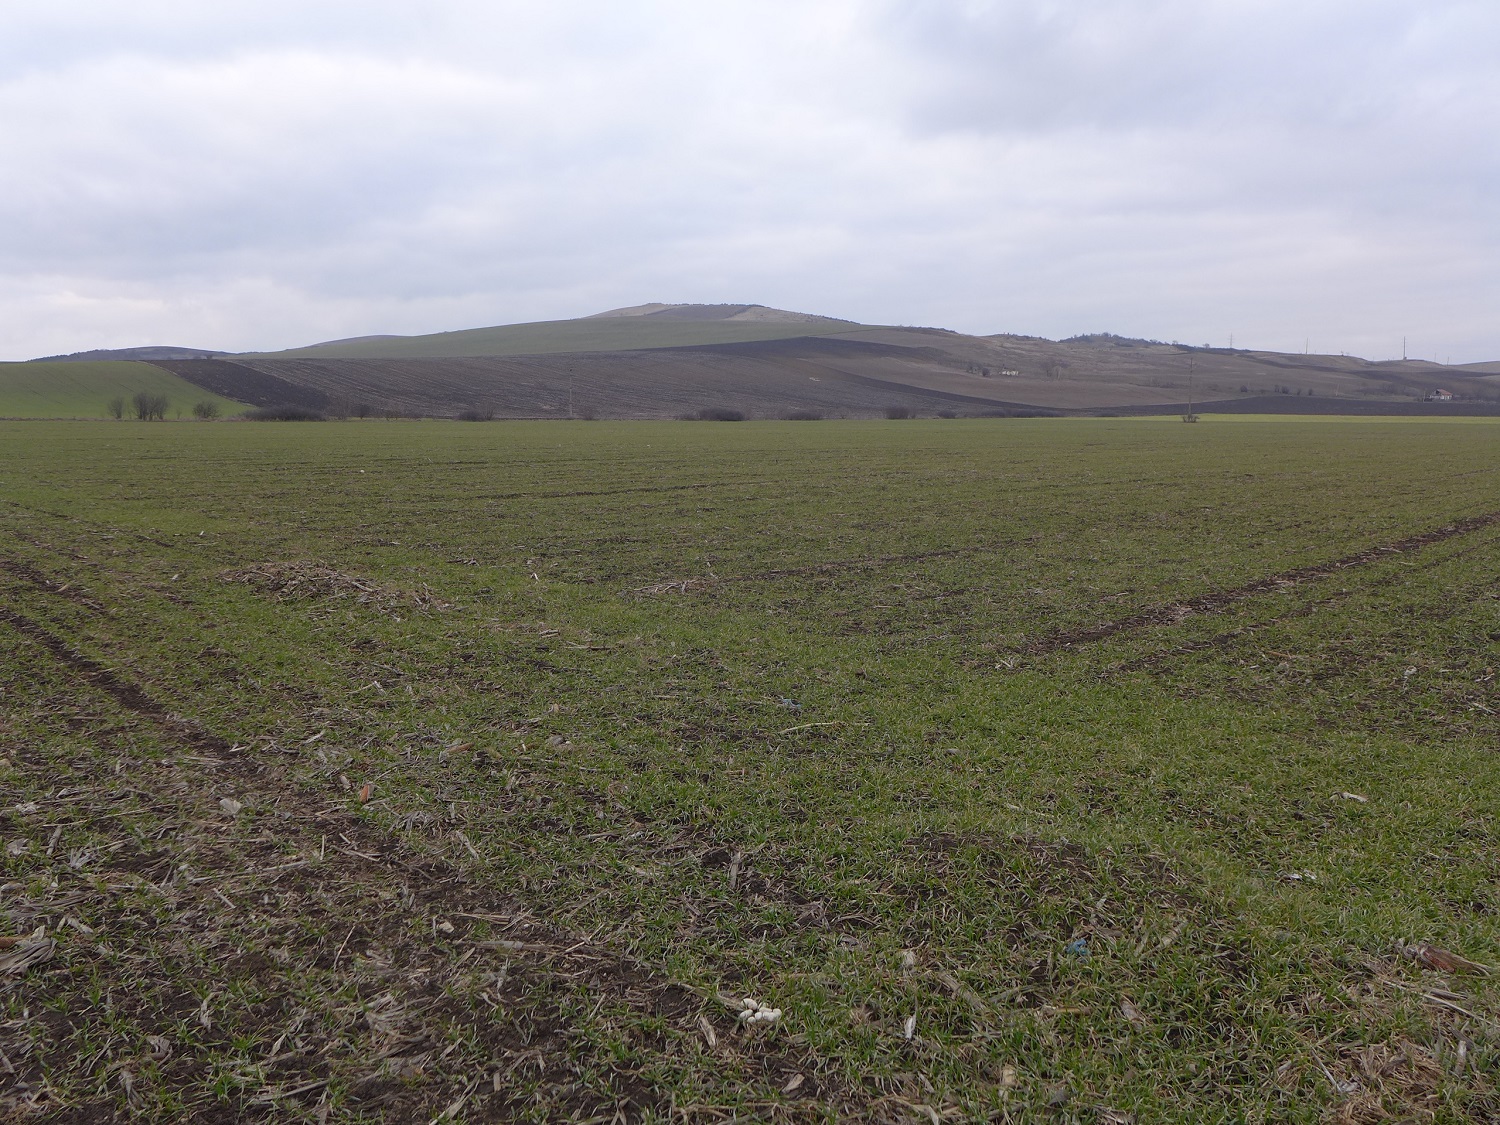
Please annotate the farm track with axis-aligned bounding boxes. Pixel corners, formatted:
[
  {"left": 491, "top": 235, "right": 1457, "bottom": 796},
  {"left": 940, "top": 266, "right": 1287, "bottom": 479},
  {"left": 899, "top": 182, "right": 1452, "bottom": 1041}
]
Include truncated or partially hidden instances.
[
  {"left": 1023, "top": 508, "right": 1500, "bottom": 656},
  {"left": 1113, "top": 534, "right": 1500, "bottom": 675},
  {"left": 631, "top": 540, "right": 1049, "bottom": 596},
  {"left": 486, "top": 479, "right": 771, "bottom": 502},
  {"left": 0, "top": 556, "right": 112, "bottom": 615},
  {"left": 0, "top": 564, "right": 841, "bottom": 1121}
]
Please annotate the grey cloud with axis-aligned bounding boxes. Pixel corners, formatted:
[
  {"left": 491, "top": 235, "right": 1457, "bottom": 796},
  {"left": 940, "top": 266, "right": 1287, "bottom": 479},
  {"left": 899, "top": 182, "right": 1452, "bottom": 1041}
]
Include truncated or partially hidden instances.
[
  {"left": 873, "top": 1, "right": 1497, "bottom": 131},
  {"left": 1, "top": 0, "right": 1496, "bottom": 361}
]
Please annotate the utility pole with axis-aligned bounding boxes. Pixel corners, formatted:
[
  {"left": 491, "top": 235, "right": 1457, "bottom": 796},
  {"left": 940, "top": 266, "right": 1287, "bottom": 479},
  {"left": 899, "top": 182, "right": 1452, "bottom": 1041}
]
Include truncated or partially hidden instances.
[
  {"left": 1402, "top": 336, "right": 1407, "bottom": 361},
  {"left": 1183, "top": 355, "right": 1197, "bottom": 422}
]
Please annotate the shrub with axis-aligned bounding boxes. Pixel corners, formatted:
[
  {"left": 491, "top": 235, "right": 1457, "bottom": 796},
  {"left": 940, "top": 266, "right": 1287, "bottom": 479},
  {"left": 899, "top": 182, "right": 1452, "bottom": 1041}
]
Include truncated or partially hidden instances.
[
  {"left": 782, "top": 409, "right": 824, "bottom": 421},
  {"left": 191, "top": 400, "right": 220, "bottom": 420},
  {"left": 455, "top": 408, "right": 496, "bottom": 421},
  {"left": 106, "top": 396, "right": 124, "bottom": 419},
  {"left": 884, "top": 406, "right": 914, "bottom": 419},
  {"left": 687, "top": 407, "right": 746, "bottom": 421},
  {"left": 935, "top": 410, "right": 957, "bottom": 419},
  {"left": 243, "top": 405, "right": 326, "bottom": 421},
  {"left": 132, "top": 391, "right": 168, "bottom": 420}
]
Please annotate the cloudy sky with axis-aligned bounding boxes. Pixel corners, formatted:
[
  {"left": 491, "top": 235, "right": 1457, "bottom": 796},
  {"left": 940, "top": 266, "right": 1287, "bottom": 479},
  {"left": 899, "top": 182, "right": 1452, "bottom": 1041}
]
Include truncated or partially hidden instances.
[{"left": 3, "top": 0, "right": 1496, "bottom": 361}]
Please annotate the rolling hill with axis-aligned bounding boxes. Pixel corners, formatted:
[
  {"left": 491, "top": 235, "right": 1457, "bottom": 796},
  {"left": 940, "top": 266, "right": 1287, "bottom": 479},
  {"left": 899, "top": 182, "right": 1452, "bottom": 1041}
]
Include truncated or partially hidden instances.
[
  {"left": 251, "top": 304, "right": 864, "bottom": 360},
  {"left": 31, "top": 345, "right": 228, "bottom": 362},
  {"left": 0, "top": 361, "right": 249, "bottom": 419},
  {"left": 21, "top": 304, "right": 1500, "bottom": 419}
]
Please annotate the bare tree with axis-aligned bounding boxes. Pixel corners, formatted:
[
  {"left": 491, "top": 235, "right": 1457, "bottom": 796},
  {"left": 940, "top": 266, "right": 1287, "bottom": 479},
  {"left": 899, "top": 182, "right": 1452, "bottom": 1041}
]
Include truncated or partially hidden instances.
[{"left": 133, "top": 392, "right": 168, "bottom": 420}]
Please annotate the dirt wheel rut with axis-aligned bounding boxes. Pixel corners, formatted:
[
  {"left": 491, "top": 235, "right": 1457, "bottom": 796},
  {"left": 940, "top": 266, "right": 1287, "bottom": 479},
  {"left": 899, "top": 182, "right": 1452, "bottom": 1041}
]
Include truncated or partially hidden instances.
[
  {"left": 0, "top": 578, "right": 840, "bottom": 1121},
  {"left": 1023, "top": 509, "right": 1500, "bottom": 656}
]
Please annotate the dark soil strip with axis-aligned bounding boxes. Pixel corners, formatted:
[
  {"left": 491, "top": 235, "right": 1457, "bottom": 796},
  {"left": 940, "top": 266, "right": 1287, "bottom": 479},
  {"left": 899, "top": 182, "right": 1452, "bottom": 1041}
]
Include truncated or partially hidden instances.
[
  {"left": 1110, "top": 591, "right": 1352, "bottom": 673},
  {"left": 1025, "top": 509, "right": 1500, "bottom": 656},
  {"left": 486, "top": 479, "right": 769, "bottom": 501},
  {"left": 634, "top": 539, "right": 1045, "bottom": 595},
  {"left": 148, "top": 358, "right": 331, "bottom": 410},
  {"left": 0, "top": 557, "right": 111, "bottom": 615},
  {"left": 0, "top": 592, "right": 841, "bottom": 1119},
  {"left": 0, "top": 607, "right": 223, "bottom": 752},
  {"left": 1106, "top": 394, "right": 1500, "bottom": 418},
  {"left": 1112, "top": 536, "right": 1498, "bottom": 675}
]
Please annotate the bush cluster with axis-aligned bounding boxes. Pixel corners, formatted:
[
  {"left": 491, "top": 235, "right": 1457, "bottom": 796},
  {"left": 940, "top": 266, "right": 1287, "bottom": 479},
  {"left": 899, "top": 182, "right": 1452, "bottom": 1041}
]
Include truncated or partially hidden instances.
[
  {"left": 244, "top": 405, "right": 327, "bottom": 421},
  {"left": 132, "top": 392, "right": 169, "bottom": 420}
]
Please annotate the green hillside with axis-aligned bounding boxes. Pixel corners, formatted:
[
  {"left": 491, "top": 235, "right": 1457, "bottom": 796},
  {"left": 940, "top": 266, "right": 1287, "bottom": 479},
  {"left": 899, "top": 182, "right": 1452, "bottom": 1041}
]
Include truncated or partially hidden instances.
[
  {"left": 256, "top": 314, "right": 875, "bottom": 359},
  {"left": 0, "top": 361, "right": 249, "bottom": 419}
]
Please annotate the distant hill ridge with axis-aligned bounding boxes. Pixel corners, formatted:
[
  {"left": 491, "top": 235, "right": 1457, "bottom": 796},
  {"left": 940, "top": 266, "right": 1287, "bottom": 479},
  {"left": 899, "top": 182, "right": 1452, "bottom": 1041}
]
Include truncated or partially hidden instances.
[
  {"left": 584, "top": 302, "right": 856, "bottom": 324},
  {"left": 31, "top": 345, "right": 227, "bottom": 362},
  {"left": 249, "top": 304, "right": 864, "bottom": 360},
  {"left": 16, "top": 301, "right": 1500, "bottom": 419}
]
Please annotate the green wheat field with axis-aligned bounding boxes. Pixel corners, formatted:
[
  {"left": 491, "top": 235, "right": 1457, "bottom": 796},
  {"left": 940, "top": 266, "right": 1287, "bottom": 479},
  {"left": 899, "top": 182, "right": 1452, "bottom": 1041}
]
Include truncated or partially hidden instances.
[{"left": 1, "top": 417, "right": 1496, "bottom": 1123}]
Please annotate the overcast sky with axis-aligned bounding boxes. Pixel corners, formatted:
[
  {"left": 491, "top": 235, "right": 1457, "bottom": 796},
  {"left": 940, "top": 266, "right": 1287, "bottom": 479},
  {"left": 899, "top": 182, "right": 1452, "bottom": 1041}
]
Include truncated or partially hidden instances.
[{"left": 3, "top": 0, "right": 1496, "bottom": 361}]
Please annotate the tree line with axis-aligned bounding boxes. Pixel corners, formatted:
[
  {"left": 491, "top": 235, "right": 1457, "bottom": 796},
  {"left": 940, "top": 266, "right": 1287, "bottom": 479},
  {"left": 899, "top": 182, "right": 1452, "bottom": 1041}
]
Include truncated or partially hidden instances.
[{"left": 106, "top": 393, "right": 221, "bottom": 420}]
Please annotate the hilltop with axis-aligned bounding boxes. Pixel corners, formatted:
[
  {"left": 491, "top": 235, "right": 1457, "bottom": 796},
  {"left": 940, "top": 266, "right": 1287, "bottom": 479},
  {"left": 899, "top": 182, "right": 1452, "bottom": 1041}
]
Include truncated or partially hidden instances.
[
  {"left": 248, "top": 304, "right": 862, "bottom": 361},
  {"left": 31, "top": 345, "right": 227, "bottom": 362},
  {"left": 584, "top": 302, "right": 857, "bottom": 324}
]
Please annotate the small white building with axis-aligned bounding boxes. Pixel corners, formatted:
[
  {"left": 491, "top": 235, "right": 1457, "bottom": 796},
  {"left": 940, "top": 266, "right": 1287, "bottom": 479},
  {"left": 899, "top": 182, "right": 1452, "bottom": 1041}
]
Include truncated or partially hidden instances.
[{"left": 1428, "top": 389, "right": 1455, "bottom": 401}]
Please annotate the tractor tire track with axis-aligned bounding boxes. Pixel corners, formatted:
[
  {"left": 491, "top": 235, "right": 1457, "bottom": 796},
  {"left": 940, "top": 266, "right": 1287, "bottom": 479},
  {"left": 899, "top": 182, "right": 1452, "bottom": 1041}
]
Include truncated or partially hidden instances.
[
  {"left": 0, "top": 581, "right": 842, "bottom": 1120},
  {"left": 1025, "top": 509, "right": 1500, "bottom": 656},
  {"left": 0, "top": 556, "right": 112, "bottom": 616},
  {"left": 631, "top": 537, "right": 1047, "bottom": 595},
  {"left": 1112, "top": 533, "right": 1500, "bottom": 675}
]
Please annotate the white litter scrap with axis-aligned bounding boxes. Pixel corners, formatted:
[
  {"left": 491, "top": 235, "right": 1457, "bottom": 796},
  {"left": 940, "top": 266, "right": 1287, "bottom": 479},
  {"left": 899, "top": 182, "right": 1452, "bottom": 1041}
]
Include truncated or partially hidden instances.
[{"left": 736, "top": 997, "right": 782, "bottom": 1026}]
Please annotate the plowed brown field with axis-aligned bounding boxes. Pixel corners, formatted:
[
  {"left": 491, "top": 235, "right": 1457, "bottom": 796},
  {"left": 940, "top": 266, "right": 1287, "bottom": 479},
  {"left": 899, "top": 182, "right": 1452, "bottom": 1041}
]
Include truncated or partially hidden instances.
[{"left": 151, "top": 332, "right": 1500, "bottom": 419}]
